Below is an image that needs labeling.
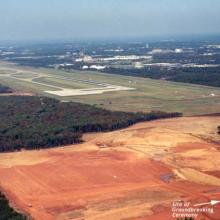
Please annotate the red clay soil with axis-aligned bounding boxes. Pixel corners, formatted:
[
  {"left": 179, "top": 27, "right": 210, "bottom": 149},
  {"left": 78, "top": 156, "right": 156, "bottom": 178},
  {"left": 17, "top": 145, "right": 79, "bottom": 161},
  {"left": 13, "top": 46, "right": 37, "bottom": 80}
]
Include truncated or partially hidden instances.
[{"left": 0, "top": 116, "right": 220, "bottom": 220}]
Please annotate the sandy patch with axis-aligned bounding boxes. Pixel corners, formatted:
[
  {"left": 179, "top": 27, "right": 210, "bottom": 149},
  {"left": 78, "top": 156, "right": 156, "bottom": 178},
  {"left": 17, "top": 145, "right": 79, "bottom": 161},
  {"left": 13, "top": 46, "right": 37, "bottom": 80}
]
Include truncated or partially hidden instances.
[{"left": 174, "top": 168, "right": 220, "bottom": 186}]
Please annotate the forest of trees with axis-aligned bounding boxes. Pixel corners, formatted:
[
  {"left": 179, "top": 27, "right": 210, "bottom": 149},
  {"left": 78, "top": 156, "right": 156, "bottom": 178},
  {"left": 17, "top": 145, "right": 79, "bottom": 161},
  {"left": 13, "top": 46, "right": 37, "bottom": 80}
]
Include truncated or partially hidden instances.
[
  {"left": 0, "top": 96, "right": 182, "bottom": 152},
  {"left": 103, "top": 66, "right": 220, "bottom": 88},
  {"left": 0, "top": 84, "right": 13, "bottom": 93},
  {"left": 0, "top": 192, "right": 26, "bottom": 220},
  {"left": 171, "top": 67, "right": 220, "bottom": 87}
]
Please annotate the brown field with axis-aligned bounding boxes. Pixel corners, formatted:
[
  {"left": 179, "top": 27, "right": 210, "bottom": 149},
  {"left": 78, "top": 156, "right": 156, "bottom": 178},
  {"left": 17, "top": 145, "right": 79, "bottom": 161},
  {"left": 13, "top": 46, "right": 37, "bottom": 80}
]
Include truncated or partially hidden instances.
[{"left": 0, "top": 116, "right": 220, "bottom": 220}]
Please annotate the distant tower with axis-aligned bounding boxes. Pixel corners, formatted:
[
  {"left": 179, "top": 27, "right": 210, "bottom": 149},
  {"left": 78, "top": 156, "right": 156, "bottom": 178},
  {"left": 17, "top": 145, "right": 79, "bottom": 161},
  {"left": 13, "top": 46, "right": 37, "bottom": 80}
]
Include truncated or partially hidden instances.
[
  {"left": 146, "top": 43, "right": 149, "bottom": 49},
  {"left": 79, "top": 51, "right": 84, "bottom": 57}
]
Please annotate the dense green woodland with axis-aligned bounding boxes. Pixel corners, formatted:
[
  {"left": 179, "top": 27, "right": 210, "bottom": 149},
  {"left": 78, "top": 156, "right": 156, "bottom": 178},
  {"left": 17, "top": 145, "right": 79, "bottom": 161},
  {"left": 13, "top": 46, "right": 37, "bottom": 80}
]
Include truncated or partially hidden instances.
[
  {"left": 0, "top": 84, "right": 13, "bottom": 93},
  {"left": 0, "top": 96, "right": 181, "bottom": 152},
  {"left": 0, "top": 192, "right": 26, "bottom": 220},
  {"left": 171, "top": 67, "right": 220, "bottom": 87},
  {"left": 103, "top": 66, "right": 220, "bottom": 88}
]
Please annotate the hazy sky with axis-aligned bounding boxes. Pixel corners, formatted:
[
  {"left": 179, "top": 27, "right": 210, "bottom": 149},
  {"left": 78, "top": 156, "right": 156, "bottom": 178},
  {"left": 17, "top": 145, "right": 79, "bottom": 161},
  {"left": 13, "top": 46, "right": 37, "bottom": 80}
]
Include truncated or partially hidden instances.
[{"left": 1, "top": 0, "right": 220, "bottom": 41}]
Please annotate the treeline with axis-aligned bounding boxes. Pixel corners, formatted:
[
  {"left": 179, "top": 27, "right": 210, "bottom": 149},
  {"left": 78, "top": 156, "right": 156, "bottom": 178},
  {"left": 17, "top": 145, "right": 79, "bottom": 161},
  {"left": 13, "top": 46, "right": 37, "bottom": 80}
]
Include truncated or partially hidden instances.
[
  {"left": 0, "top": 96, "right": 182, "bottom": 152},
  {"left": 0, "top": 84, "right": 13, "bottom": 93},
  {"left": 171, "top": 67, "right": 220, "bottom": 87},
  {"left": 0, "top": 192, "right": 26, "bottom": 220},
  {"left": 11, "top": 56, "right": 64, "bottom": 68},
  {"left": 103, "top": 67, "right": 172, "bottom": 79},
  {"left": 103, "top": 66, "right": 220, "bottom": 88}
]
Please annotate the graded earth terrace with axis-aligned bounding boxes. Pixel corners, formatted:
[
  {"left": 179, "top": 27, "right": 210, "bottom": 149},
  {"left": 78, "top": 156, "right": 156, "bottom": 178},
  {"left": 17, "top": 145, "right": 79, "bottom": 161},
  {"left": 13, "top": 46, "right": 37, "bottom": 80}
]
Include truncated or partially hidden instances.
[{"left": 0, "top": 116, "right": 220, "bottom": 219}]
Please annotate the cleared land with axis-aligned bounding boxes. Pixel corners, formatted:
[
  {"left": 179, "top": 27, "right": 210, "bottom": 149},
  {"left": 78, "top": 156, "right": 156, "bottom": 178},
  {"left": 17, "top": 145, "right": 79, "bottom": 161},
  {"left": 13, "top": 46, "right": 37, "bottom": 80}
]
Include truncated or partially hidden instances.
[
  {"left": 1, "top": 62, "right": 220, "bottom": 115},
  {"left": 0, "top": 116, "right": 220, "bottom": 220}
]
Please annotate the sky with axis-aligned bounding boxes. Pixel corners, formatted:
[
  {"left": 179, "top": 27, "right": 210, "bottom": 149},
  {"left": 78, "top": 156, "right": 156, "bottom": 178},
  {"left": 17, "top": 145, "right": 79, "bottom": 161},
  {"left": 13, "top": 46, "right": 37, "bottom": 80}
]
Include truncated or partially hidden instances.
[{"left": 1, "top": 0, "right": 220, "bottom": 42}]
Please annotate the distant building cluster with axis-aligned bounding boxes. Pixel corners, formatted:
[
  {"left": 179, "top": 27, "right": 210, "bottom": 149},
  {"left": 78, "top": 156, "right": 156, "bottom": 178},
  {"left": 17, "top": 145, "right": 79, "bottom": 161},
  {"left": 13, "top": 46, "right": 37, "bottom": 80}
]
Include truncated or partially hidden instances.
[
  {"left": 75, "top": 55, "right": 152, "bottom": 63},
  {"left": 82, "top": 65, "right": 106, "bottom": 70},
  {"left": 1, "top": 41, "right": 220, "bottom": 75}
]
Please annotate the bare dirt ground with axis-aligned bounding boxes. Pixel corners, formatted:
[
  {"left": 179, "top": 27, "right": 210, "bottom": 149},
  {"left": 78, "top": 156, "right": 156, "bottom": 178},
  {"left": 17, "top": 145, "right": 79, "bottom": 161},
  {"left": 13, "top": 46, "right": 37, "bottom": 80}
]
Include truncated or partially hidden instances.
[{"left": 0, "top": 116, "right": 220, "bottom": 220}]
